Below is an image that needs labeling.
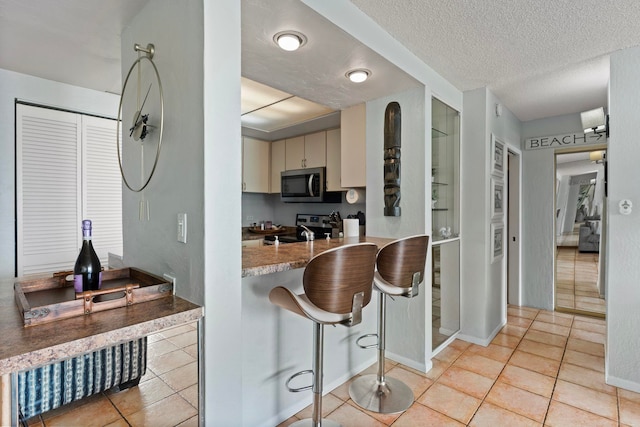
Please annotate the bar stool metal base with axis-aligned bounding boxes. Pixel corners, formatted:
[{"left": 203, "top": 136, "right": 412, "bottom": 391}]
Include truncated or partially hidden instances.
[
  {"left": 289, "top": 419, "right": 342, "bottom": 427},
  {"left": 349, "top": 374, "right": 414, "bottom": 414}
]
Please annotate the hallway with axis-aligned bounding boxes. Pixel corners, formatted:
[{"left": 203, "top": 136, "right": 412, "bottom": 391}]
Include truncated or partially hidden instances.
[{"left": 281, "top": 306, "right": 637, "bottom": 426}]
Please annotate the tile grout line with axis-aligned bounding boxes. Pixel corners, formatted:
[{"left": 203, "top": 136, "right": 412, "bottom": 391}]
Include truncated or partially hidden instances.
[
  {"left": 463, "top": 309, "right": 539, "bottom": 425},
  {"left": 105, "top": 391, "right": 133, "bottom": 427},
  {"left": 286, "top": 310, "right": 613, "bottom": 427},
  {"left": 538, "top": 312, "right": 574, "bottom": 426},
  {"left": 397, "top": 309, "right": 536, "bottom": 425}
]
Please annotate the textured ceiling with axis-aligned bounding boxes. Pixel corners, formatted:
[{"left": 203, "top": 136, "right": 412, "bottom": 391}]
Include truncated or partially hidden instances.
[
  {"left": 350, "top": 0, "right": 640, "bottom": 121},
  {"left": 2, "top": 1, "right": 640, "bottom": 122},
  {"left": 0, "top": 0, "right": 148, "bottom": 95},
  {"left": 241, "top": 0, "right": 420, "bottom": 111}
]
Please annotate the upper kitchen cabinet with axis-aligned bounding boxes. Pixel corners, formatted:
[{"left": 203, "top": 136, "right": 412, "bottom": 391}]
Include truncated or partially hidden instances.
[
  {"left": 325, "top": 128, "right": 345, "bottom": 192},
  {"left": 270, "top": 139, "right": 285, "bottom": 194},
  {"left": 431, "top": 98, "right": 460, "bottom": 241},
  {"left": 285, "top": 132, "right": 326, "bottom": 170},
  {"left": 242, "top": 137, "right": 270, "bottom": 193},
  {"left": 340, "top": 103, "right": 366, "bottom": 188}
]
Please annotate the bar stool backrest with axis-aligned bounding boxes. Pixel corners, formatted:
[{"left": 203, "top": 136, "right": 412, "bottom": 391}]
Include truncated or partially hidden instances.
[
  {"left": 303, "top": 243, "right": 377, "bottom": 314},
  {"left": 377, "top": 235, "right": 429, "bottom": 288}
]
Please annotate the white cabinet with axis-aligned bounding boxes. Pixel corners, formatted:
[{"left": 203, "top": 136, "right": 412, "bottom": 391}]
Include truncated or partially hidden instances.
[
  {"left": 432, "top": 240, "right": 460, "bottom": 350},
  {"left": 431, "top": 98, "right": 460, "bottom": 240},
  {"left": 326, "top": 128, "right": 345, "bottom": 191},
  {"left": 303, "top": 131, "right": 326, "bottom": 169},
  {"left": 285, "top": 132, "right": 326, "bottom": 170},
  {"left": 431, "top": 97, "right": 461, "bottom": 352},
  {"left": 270, "top": 139, "right": 285, "bottom": 194},
  {"left": 242, "top": 137, "right": 270, "bottom": 193},
  {"left": 340, "top": 103, "right": 366, "bottom": 188},
  {"left": 285, "top": 136, "right": 304, "bottom": 170}
]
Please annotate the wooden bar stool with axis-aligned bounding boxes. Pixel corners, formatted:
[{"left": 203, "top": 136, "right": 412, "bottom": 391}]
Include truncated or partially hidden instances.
[
  {"left": 269, "top": 242, "right": 378, "bottom": 427},
  {"left": 349, "top": 234, "right": 429, "bottom": 414}
]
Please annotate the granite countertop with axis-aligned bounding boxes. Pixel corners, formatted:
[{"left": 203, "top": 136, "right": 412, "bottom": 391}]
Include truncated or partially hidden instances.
[
  {"left": 242, "top": 235, "right": 394, "bottom": 277},
  {"left": 242, "top": 225, "right": 297, "bottom": 241},
  {"left": 0, "top": 274, "right": 203, "bottom": 375}
]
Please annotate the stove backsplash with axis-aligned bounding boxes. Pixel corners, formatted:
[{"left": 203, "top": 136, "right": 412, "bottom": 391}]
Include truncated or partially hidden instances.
[{"left": 241, "top": 193, "right": 365, "bottom": 227}]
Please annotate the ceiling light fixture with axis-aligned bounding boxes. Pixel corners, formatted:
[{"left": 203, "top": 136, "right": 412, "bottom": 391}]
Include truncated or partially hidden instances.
[
  {"left": 589, "top": 150, "right": 605, "bottom": 163},
  {"left": 346, "top": 69, "right": 371, "bottom": 83},
  {"left": 274, "top": 31, "right": 307, "bottom": 52}
]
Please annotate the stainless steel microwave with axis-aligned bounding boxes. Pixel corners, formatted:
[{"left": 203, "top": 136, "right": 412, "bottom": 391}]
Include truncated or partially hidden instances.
[{"left": 281, "top": 167, "right": 341, "bottom": 203}]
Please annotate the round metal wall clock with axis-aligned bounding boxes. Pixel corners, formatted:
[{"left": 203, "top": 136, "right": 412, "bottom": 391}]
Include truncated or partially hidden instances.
[{"left": 117, "top": 43, "right": 164, "bottom": 192}]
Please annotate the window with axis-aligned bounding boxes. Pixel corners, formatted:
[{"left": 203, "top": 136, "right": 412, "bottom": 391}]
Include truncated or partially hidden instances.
[{"left": 16, "top": 103, "right": 122, "bottom": 275}]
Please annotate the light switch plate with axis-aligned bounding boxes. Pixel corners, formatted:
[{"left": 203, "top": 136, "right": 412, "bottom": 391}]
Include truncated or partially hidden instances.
[{"left": 177, "top": 213, "right": 187, "bottom": 243}]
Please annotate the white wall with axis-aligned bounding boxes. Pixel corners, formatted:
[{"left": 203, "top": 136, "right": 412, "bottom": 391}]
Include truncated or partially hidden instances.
[
  {"left": 203, "top": 0, "right": 243, "bottom": 423},
  {"left": 120, "top": 0, "right": 205, "bottom": 305},
  {"left": 365, "top": 87, "right": 431, "bottom": 370},
  {"left": 124, "top": 0, "right": 243, "bottom": 424},
  {"left": 459, "top": 88, "right": 489, "bottom": 339},
  {"left": 606, "top": 46, "right": 640, "bottom": 392},
  {"left": 0, "top": 68, "right": 118, "bottom": 279},
  {"left": 241, "top": 192, "right": 365, "bottom": 229},
  {"left": 459, "top": 87, "right": 522, "bottom": 344},
  {"left": 521, "top": 113, "right": 585, "bottom": 309}
]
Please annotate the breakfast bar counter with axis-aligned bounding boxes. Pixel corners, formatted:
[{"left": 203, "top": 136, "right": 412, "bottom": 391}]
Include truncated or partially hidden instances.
[
  {"left": 240, "top": 235, "right": 396, "bottom": 427},
  {"left": 242, "top": 235, "right": 393, "bottom": 277}
]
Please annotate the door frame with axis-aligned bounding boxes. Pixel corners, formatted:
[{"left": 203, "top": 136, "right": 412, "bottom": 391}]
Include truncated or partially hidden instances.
[
  {"left": 553, "top": 145, "right": 607, "bottom": 317},
  {"left": 506, "top": 147, "right": 522, "bottom": 307}
]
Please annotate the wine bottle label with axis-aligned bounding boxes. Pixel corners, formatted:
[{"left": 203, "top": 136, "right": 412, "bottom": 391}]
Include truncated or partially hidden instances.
[
  {"left": 74, "top": 274, "right": 83, "bottom": 293},
  {"left": 73, "top": 272, "right": 103, "bottom": 292}
]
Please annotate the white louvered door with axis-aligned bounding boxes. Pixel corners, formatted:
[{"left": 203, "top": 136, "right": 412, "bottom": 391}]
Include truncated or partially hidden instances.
[
  {"left": 17, "top": 105, "right": 82, "bottom": 275},
  {"left": 83, "top": 115, "right": 122, "bottom": 264},
  {"left": 16, "top": 104, "right": 122, "bottom": 276}
]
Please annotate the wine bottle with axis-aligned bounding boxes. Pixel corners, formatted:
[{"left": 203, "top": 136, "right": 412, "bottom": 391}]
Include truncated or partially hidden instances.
[{"left": 73, "top": 219, "right": 102, "bottom": 292}]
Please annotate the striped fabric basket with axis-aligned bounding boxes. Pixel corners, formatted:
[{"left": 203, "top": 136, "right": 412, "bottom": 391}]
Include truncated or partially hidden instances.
[{"left": 18, "top": 337, "right": 147, "bottom": 420}]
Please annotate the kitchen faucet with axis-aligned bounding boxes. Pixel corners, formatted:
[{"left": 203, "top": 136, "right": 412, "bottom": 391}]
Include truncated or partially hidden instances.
[{"left": 300, "top": 224, "right": 315, "bottom": 241}]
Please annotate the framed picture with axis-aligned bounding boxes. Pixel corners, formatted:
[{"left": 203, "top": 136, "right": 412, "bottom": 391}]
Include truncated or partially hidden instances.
[
  {"left": 491, "top": 134, "right": 504, "bottom": 176},
  {"left": 491, "top": 177, "right": 504, "bottom": 220},
  {"left": 491, "top": 222, "right": 504, "bottom": 263}
]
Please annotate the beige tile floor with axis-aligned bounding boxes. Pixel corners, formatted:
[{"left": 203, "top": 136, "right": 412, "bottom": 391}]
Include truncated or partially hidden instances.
[
  {"left": 279, "top": 306, "right": 640, "bottom": 427},
  {"left": 25, "top": 306, "right": 634, "bottom": 426},
  {"left": 556, "top": 247, "right": 605, "bottom": 315},
  {"left": 25, "top": 322, "right": 199, "bottom": 427}
]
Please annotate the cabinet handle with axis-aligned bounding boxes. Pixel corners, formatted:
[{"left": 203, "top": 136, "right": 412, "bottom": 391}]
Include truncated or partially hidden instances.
[{"left": 243, "top": 182, "right": 246, "bottom": 191}]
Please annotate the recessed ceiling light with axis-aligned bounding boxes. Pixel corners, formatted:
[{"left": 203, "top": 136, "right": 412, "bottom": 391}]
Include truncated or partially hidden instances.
[
  {"left": 346, "top": 69, "right": 371, "bottom": 83},
  {"left": 273, "top": 31, "right": 307, "bottom": 52}
]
